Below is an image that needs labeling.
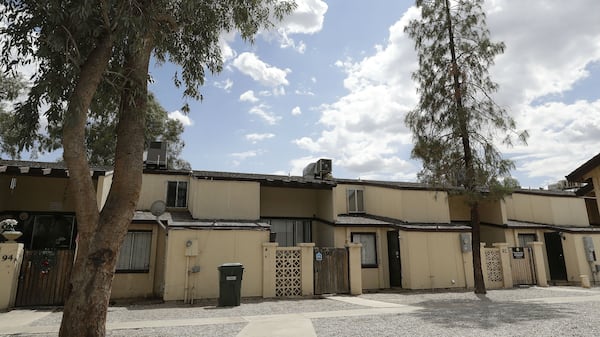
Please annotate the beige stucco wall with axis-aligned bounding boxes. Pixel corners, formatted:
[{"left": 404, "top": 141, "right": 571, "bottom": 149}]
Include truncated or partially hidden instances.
[
  {"left": 332, "top": 226, "right": 391, "bottom": 290},
  {"left": 138, "top": 174, "right": 190, "bottom": 210},
  {"left": 163, "top": 228, "right": 268, "bottom": 301},
  {"left": 313, "top": 221, "right": 335, "bottom": 247},
  {"left": 505, "top": 192, "right": 589, "bottom": 226},
  {"left": 260, "top": 186, "right": 331, "bottom": 218},
  {"left": 111, "top": 223, "right": 158, "bottom": 299},
  {"left": 494, "top": 228, "right": 597, "bottom": 284},
  {"left": 399, "top": 231, "right": 470, "bottom": 290},
  {"left": 585, "top": 198, "right": 600, "bottom": 225},
  {"left": 189, "top": 179, "right": 260, "bottom": 220},
  {"left": 448, "top": 195, "right": 506, "bottom": 225},
  {"left": 316, "top": 189, "right": 335, "bottom": 222},
  {"left": 0, "top": 242, "right": 24, "bottom": 309},
  {"left": 583, "top": 168, "right": 600, "bottom": 219},
  {"left": 95, "top": 174, "right": 113, "bottom": 211},
  {"left": 153, "top": 226, "right": 168, "bottom": 297},
  {"left": 0, "top": 176, "right": 75, "bottom": 212},
  {"left": 334, "top": 184, "right": 450, "bottom": 223},
  {"left": 480, "top": 224, "right": 506, "bottom": 245},
  {"left": 559, "top": 233, "right": 600, "bottom": 284}
]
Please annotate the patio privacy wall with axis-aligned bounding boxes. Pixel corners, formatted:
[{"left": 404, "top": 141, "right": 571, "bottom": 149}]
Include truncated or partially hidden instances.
[
  {"left": 162, "top": 228, "right": 268, "bottom": 301},
  {"left": 399, "top": 231, "right": 473, "bottom": 290}
]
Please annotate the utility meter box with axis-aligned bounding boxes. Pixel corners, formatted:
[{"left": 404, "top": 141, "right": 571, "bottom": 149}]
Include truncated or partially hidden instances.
[
  {"left": 583, "top": 237, "right": 596, "bottom": 262},
  {"left": 185, "top": 239, "right": 198, "bottom": 257},
  {"left": 459, "top": 233, "right": 472, "bottom": 253}
]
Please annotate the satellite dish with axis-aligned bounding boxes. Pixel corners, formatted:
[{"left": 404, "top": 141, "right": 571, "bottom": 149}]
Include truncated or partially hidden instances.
[{"left": 150, "top": 200, "right": 167, "bottom": 217}]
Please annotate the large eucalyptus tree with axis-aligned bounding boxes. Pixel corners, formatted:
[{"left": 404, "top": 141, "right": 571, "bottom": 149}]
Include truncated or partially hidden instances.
[
  {"left": 404, "top": 0, "right": 527, "bottom": 294},
  {"left": 1, "top": 1, "right": 295, "bottom": 335}
]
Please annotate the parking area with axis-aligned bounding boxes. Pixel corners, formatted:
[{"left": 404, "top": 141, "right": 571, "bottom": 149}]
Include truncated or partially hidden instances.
[{"left": 1, "top": 286, "right": 600, "bottom": 336}]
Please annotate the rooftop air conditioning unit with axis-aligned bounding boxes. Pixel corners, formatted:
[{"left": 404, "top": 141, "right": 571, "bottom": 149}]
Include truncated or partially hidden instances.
[
  {"left": 145, "top": 141, "right": 168, "bottom": 169},
  {"left": 303, "top": 158, "right": 332, "bottom": 180}
]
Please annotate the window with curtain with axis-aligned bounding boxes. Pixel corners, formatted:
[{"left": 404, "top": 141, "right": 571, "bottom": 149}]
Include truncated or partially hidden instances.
[
  {"left": 347, "top": 189, "right": 365, "bottom": 213},
  {"left": 166, "top": 181, "right": 188, "bottom": 207},
  {"left": 351, "top": 232, "right": 377, "bottom": 267},
  {"left": 116, "top": 231, "right": 152, "bottom": 272},
  {"left": 268, "top": 219, "right": 311, "bottom": 247}
]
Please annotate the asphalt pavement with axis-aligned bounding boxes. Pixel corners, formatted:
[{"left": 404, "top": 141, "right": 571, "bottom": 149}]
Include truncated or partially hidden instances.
[{"left": 1, "top": 286, "right": 600, "bottom": 336}]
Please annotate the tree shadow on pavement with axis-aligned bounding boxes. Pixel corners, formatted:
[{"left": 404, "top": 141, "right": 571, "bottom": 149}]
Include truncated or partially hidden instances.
[{"left": 408, "top": 295, "right": 575, "bottom": 330}]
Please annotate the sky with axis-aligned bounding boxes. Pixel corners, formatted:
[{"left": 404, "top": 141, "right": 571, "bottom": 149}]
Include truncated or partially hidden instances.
[{"left": 24, "top": 1, "right": 600, "bottom": 188}]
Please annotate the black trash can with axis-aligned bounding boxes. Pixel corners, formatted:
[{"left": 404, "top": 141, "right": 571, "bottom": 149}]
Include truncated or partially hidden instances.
[{"left": 218, "top": 263, "right": 244, "bottom": 306}]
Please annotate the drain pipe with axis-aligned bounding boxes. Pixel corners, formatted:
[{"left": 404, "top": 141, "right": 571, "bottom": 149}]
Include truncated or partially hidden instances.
[{"left": 184, "top": 255, "right": 190, "bottom": 303}]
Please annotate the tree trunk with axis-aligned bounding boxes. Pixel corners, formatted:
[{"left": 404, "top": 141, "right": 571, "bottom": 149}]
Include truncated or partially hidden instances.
[
  {"left": 59, "top": 30, "right": 114, "bottom": 336},
  {"left": 471, "top": 202, "right": 486, "bottom": 294},
  {"left": 444, "top": 0, "right": 486, "bottom": 294},
  {"left": 59, "top": 31, "right": 154, "bottom": 336}
]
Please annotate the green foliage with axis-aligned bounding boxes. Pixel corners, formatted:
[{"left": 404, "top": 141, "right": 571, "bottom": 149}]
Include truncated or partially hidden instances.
[
  {"left": 86, "top": 93, "right": 189, "bottom": 169},
  {"left": 0, "top": 0, "right": 296, "bottom": 151},
  {"left": 0, "top": 0, "right": 295, "bottom": 167},
  {"left": 0, "top": 73, "right": 26, "bottom": 157},
  {"left": 404, "top": 0, "right": 528, "bottom": 199}
]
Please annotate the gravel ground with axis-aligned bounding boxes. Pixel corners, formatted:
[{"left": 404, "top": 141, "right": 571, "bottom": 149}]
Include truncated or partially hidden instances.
[
  {"left": 10, "top": 287, "right": 600, "bottom": 337},
  {"left": 29, "top": 296, "right": 363, "bottom": 327},
  {"left": 314, "top": 287, "right": 600, "bottom": 337}
]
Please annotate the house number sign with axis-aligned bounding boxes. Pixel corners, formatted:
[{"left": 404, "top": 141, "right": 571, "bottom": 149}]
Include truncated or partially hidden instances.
[
  {"left": 2, "top": 254, "right": 14, "bottom": 262},
  {"left": 315, "top": 252, "right": 323, "bottom": 261}
]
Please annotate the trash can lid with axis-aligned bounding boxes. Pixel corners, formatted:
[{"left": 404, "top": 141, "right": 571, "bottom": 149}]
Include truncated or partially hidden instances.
[{"left": 219, "top": 262, "right": 243, "bottom": 267}]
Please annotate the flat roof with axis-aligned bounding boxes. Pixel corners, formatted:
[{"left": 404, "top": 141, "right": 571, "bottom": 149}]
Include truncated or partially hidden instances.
[
  {"left": 132, "top": 211, "right": 269, "bottom": 230},
  {"left": 0, "top": 159, "right": 111, "bottom": 178},
  {"left": 335, "top": 214, "right": 470, "bottom": 232},
  {"left": 483, "top": 220, "right": 600, "bottom": 234}
]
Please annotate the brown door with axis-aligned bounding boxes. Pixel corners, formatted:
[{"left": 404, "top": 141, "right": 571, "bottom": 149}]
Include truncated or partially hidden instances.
[
  {"left": 510, "top": 247, "right": 536, "bottom": 285},
  {"left": 314, "top": 247, "right": 349, "bottom": 295},
  {"left": 15, "top": 250, "right": 75, "bottom": 306}
]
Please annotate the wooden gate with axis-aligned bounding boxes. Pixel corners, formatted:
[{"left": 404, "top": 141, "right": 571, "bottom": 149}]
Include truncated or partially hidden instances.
[
  {"left": 510, "top": 247, "right": 536, "bottom": 285},
  {"left": 15, "top": 250, "right": 74, "bottom": 306},
  {"left": 314, "top": 247, "right": 349, "bottom": 295}
]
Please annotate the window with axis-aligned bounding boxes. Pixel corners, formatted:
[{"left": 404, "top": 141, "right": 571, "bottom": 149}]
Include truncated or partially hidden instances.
[
  {"left": 116, "top": 231, "right": 152, "bottom": 272},
  {"left": 167, "top": 181, "right": 188, "bottom": 207},
  {"left": 268, "top": 219, "right": 311, "bottom": 247},
  {"left": 518, "top": 233, "right": 537, "bottom": 247},
  {"left": 347, "top": 189, "right": 364, "bottom": 213},
  {"left": 351, "top": 232, "right": 377, "bottom": 267}
]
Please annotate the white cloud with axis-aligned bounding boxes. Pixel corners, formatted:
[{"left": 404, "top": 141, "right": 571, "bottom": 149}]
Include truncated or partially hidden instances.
[
  {"left": 506, "top": 99, "right": 600, "bottom": 185},
  {"left": 293, "top": 1, "right": 600, "bottom": 186},
  {"left": 230, "top": 150, "right": 261, "bottom": 167},
  {"left": 249, "top": 104, "right": 282, "bottom": 125},
  {"left": 280, "top": 0, "right": 328, "bottom": 34},
  {"left": 295, "top": 89, "right": 315, "bottom": 96},
  {"left": 232, "top": 52, "right": 290, "bottom": 87},
  {"left": 168, "top": 110, "right": 194, "bottom": 126},
  {"left": 292, "top": 7, "right": 421, "bottom": 178},
  {"left": 214, "top": 78, "right": 233, "bottom": 92},
  {"left": 246, "top": 133, "right": 275, "bottom": 144},
  {"left": 275, "top": 0, "right": 328, "bottom": 52},
  {"left": 231, "top": 150, "right": 259, "bottom": 160},
  {"left": 291, "top": 106, "right": 302, "bottom": 116},
  {"left": 239, "top": 90, "right": 259, "bottom": 103},
  {"left": 218, "top": 31, "right": 237, "bottom": 64},
  {"left": 486, "top": 0, "right": 600, "bottom": 107}
]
